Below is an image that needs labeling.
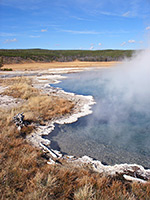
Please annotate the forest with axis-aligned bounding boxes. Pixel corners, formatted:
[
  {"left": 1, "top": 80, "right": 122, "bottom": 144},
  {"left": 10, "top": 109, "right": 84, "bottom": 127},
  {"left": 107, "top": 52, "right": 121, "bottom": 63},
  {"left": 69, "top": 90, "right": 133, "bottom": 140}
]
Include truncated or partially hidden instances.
[{"left": 0, "top": 49, "right": 135, "bottom": 64}]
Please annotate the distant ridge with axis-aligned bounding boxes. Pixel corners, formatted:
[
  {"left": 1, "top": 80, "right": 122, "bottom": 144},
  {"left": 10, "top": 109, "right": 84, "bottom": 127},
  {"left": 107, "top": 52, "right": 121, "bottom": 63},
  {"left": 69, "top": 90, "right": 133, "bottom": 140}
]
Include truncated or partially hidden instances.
[{"left": 0, "top": 49, "right": 135, "bottom": 64}]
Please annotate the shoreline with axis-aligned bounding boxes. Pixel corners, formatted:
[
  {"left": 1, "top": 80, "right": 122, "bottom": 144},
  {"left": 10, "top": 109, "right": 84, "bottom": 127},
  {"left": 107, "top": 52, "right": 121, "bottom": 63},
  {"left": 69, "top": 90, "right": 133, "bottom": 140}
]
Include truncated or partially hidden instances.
[
  {"left": 26, "top": 73, "right": 96, "bottom": 153},
  {"left": 27, "top": 70, "right": 150, "bottom": 183},
  {"left": 1, "top": 67, "right": 150, "bottom": 182}
]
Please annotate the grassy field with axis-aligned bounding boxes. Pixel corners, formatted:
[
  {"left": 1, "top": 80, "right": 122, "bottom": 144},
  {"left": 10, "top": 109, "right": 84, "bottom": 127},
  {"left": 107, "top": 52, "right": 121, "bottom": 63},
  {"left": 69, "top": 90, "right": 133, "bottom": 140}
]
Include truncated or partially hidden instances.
[
  {"left": 2, "top": 61, "right": 119, "bottom": 71},
  {"left": 0, "top": 77, "right": 150, "bottom": 199}
]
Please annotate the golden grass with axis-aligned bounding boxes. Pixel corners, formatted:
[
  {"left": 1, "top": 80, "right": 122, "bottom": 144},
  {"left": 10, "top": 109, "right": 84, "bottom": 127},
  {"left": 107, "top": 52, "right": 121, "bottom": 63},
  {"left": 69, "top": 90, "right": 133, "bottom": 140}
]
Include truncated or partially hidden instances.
[
  {"left": 2, "top": 60, "right": 119, "bottom": 71},
  {"left": 1, "top": 77, "right": 38, "bottom": 99},
  {"left": 0, "top": 77, "right": 150, "bottom": 200},
  {"left": 0, "top": 76, "right": 31, "bottom": 84},
  {"left": 1, "top": 77, "right": 74, "bottom": 124},
  {"left": 1, "top": 120, "right": 150, "bottom": 200},
  {"left": 3, "top": 82, "right": 39, "bottom": 99},
  {"left": 74, "top": 184, "right": 96, "bottom": 200}
]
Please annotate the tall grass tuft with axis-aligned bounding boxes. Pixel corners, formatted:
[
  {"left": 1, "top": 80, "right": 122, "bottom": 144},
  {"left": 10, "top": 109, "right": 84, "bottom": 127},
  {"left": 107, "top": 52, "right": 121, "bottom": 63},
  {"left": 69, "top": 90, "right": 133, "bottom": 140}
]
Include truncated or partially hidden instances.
[{"left": 74, "top": 184, "right": 96, "bottom": 200}]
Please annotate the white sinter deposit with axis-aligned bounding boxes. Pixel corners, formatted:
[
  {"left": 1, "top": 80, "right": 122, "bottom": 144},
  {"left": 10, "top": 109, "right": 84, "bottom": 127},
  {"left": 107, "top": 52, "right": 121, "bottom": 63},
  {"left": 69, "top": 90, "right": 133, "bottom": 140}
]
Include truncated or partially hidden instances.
[
  {"left": 0, "top": 86, "right": 24, "bottom": 108},
  {"left": 71, "top": 155, "right": 150, "bottom": 183},
  {"left": 27, "top": 73, "right": 96, "bottom": 156}
]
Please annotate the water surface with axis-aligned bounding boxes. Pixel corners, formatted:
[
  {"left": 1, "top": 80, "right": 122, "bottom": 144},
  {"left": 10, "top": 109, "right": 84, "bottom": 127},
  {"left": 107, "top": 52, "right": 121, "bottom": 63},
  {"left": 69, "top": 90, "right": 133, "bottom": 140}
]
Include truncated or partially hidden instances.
[{"left": 44, "top": 68, "right": 150, "bottom": 168}]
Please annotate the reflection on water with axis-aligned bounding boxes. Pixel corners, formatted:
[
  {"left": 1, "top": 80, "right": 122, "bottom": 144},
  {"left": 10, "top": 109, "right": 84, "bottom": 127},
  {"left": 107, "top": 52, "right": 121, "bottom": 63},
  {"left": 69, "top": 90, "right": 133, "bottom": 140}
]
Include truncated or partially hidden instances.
[{"left": 44, "top": 69, "right": 150, "bottom": 168}]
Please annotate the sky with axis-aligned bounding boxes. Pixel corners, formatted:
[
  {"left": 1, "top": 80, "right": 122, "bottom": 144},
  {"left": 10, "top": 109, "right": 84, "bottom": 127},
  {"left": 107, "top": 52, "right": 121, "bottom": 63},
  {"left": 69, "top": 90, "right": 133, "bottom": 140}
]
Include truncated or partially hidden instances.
[{"left": 0, "top": 0, "right": 150, "bottom": 50}]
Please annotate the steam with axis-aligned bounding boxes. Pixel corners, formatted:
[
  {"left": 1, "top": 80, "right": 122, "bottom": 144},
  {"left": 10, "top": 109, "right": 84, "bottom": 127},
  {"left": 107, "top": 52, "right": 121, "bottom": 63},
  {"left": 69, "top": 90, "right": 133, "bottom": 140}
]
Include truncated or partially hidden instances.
[
  {"left": 79, "top": 49, "right": 150, "bottom": 158},
  {"left": 51, "top": 49, "right": 150, "bottom": 166},
  {"left": 101, "top": 50, "right": 150, "bottom": 119},
  {"left": 91, "top": 49, "right": 150, "bottom": 153}
]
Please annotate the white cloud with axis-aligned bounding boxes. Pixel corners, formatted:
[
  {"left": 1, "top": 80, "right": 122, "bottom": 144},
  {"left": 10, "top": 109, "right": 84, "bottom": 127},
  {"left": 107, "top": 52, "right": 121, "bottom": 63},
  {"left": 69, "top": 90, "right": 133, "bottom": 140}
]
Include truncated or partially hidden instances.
[
  {"left": 0, "top": 0, "right": 43, "bottom": 10},
  {"left": 71, "top": 16, "right": 93, "bottom": 21},
  {"left": 90, "top": 46, "right": 94, "bottom": 50},
  {"left": 3, "top": 38, "right": 17, "bottom": 44},
  {"left": 0, "top": 32, "right": 16, "bottom": 37},
  {"left": 146, "top": 26, "right": 150, "bottom": 30},
  {"left": 41, "top": 29, "right": 47, "bottom": 32},
  {"left": 61, "top": 29, "right": 101, "bottom": 34},
  {"left": 90, "top": 43, "right": 95, "bottom": 50},
  {"left": 60, "top": 29, "right": 130, "bottom": 36},
  {"left": 128, "top": 40, "right": 136, "bottom": 43},
  {"left": 72, "top": 16, "right": 85, "bottom": 20},
  {"left": 121, "top": 42, "right": 126, "bottom": 46},
  {"left": 122, "top": 11, "right": 130, "bottom": 17},
  {"left": 139, "top": 41, "right": 143, "bottom": 44},
  {"left": 99, "top": 11, "right": 116, "bottom": 16},
  {"left": 29, "top": 35, "right": 40, "bottom": 38}
]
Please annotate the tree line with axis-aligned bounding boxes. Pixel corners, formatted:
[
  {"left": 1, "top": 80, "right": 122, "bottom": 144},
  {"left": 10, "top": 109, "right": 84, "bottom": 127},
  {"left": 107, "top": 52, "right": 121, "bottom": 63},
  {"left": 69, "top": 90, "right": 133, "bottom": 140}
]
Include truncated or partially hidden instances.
[{"left": 0, "top": 49, "right": 135, "bottom": 64}]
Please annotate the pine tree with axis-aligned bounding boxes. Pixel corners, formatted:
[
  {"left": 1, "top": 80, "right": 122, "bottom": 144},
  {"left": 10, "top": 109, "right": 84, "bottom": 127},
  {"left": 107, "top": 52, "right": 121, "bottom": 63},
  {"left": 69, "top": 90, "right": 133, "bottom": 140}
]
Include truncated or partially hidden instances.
[{"left": 0, "top": 57, "right": 3, "bottom": 69}]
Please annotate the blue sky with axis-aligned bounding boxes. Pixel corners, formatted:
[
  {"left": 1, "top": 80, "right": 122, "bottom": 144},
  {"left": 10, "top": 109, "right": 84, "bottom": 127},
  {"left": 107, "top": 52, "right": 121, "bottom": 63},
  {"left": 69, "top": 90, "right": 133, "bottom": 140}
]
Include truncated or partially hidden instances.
[{"left": 0, "top": 0, "right": 150, "bottom": 50}]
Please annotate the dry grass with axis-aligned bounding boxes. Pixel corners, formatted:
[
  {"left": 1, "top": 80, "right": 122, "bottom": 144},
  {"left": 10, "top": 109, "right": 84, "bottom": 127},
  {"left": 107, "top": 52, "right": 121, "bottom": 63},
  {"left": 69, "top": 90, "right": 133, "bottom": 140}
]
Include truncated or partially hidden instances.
[
  {"left": 1, "top": 77, "right": 74, "bottom": 124},
  {"left": 0, "top": 77, "right": 150, "bottom": 199},
  {"left": 3, "top": 82, "right": 39, "bottom": 99},
  {"left": 0, "top": 118, "right": 150, "bottom": 199},
  {"left": 24, "top": 95, "right": 74, "bottom": 121},
  {"left": 2, "top": 61, "right": 119, "bottom": 71},
  {"left": 74, "top": 184, "right": 96, "bottom": 200},
  {"left": 0, "top": 76, "right": 32, "bottom": 85},
  {"left": 1, "top": 77, "right": 39, "bottom": 99}
]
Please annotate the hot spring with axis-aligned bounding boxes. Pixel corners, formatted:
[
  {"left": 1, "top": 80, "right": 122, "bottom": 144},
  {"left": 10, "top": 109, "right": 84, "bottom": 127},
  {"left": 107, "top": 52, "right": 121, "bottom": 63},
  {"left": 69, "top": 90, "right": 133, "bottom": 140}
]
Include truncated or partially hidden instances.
[{"left": 44, "top": 50, "right": 150, "bottom": 168}]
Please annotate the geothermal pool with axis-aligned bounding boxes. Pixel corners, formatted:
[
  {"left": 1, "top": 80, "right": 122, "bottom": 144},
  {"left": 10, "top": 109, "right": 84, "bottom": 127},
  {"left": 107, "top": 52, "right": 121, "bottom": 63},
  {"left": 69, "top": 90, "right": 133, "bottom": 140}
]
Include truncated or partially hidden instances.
[{"left": 45, "top": 68, "right": 150, "bottom": 168}]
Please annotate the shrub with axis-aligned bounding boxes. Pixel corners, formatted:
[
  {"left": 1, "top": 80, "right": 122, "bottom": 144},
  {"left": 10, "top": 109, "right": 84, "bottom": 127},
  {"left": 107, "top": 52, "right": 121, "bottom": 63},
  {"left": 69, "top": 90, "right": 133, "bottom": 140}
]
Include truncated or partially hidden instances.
[
  {"left": 0, "top": 56, "right": 3, "bottom": 68},
  {"left": 1, "top": 68, "right": 13, "bottom": 71}
]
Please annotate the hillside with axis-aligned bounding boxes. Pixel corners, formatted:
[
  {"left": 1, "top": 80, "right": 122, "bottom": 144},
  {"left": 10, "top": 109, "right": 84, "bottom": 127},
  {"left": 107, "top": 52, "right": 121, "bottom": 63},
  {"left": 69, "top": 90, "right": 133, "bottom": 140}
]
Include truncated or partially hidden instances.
[{"left": 0, "top": 49, "right": 134, "bottom": 64}]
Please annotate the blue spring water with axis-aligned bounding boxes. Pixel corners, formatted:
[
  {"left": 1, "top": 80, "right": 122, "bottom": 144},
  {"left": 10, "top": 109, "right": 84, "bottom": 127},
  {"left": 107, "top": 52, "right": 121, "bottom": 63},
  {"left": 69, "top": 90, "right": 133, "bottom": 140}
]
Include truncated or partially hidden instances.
[{"left": 44, "top": 68, "right": 150, "bottom": 168}]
